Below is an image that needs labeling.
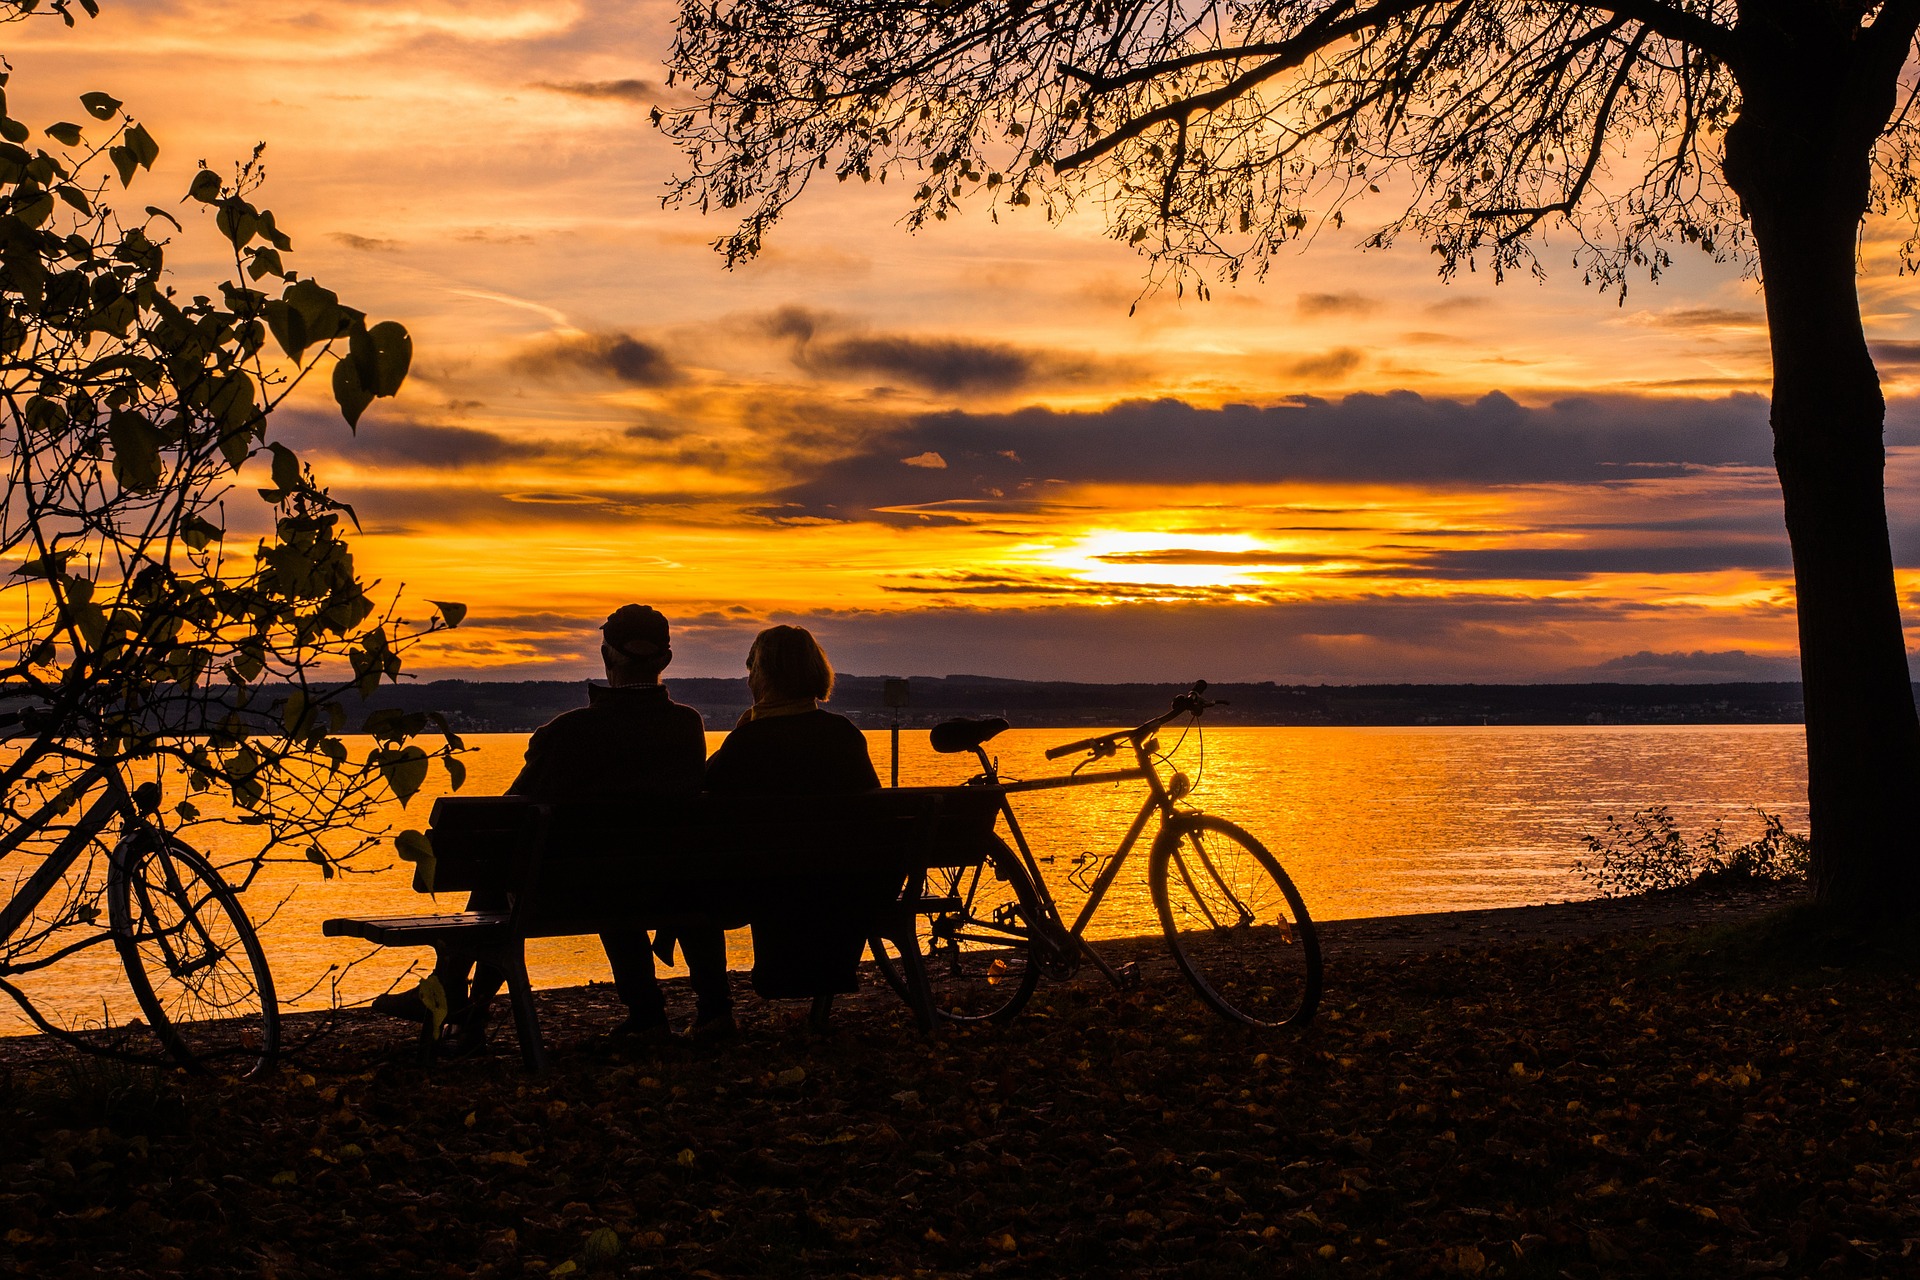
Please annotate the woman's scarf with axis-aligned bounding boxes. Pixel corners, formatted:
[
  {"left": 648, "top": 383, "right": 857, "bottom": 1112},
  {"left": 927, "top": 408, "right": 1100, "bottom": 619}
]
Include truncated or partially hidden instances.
[{"left": 738, "top": 697, "right": 817, "bottom": 725}]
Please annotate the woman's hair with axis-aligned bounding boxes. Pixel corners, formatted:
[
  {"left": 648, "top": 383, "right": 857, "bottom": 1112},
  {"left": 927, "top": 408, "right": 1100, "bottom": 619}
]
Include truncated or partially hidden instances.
[{"left": 748, "top": 625, "right": 835, "bottom": 701}]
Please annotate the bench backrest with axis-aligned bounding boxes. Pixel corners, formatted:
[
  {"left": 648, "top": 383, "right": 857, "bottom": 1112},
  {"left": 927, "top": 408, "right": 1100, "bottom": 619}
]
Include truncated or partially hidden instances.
[{"left": 417, "top": 787, "right": 1005, "bottom": 928}]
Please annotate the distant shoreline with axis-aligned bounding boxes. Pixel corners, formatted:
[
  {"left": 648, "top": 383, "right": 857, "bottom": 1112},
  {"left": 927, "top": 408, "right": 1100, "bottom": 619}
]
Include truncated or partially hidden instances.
[{"left": 336, "top": 676, "right": 1851, "bottom": 733}]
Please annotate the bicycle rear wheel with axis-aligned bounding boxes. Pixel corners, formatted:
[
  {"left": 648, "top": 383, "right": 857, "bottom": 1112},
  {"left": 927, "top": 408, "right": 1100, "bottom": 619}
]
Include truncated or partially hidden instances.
[
  {"left": 1149, "top": 815, "right": 1321, "bottom": 1029},
  {"left": 872, "top": 850, "right": 1042, "bottom": 1024},
  {"left": 109, "top": 830, "right": 279, "bottom": 1075}
]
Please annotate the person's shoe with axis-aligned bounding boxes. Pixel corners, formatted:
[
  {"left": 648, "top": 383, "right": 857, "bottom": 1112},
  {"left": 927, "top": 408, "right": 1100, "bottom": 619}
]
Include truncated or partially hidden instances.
[
  {"left": 370, "top": 990, "right": 431, "bottom": 1023},
  {"left": 688, "top": 1011, "right": 738, "bottom": 1044},
  {"left": 448, "top": 1017, "right": 491, "bottom": 1058},
  {"left": 611, "top": 1015, "right": 677, "bottom": 1045}
]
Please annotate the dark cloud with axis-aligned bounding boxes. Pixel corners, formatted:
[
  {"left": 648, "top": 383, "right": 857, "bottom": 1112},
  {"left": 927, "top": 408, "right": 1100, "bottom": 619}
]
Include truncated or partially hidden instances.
[
  {"left": 1094, "top": 549, "right": 1341, "bottom": 567},
  {"left": 710, "top": 595, "right": 1688, "bottom": 685},
  {"left": 516, "top": 332, "right": 683, "bottom": 387},
  {"left": 1643, "top": 307, "right": 1765, "bottom": 329},
  {"left": 1296, "top": 292, "right": 1379, "bottom": 317},
  {"left": 272, "top": 411, "right": 543, "bottom": 470},
  {"left": 1282, "top": 348, "right": 1365, "bottom": 380},
  {"left": 330, "top": 232, "right": 402, "bottom": 252},
  {"left": 763, "top": 306, "right": 1094, "bottom": 394},
  {"left": 814, "top": 336, "right": 1039, "bottom": 393},
  {"left": 763, "top": 391, "right": 1778, "bottom": 524},
  {"left": 534, "top": 79, "right": 653, "bottom": 102},
  {"left": 457, "top": 227, "right": 537, "bottom": 245},
  {"left": 1870, "top": 341, "right": 1920, "bottom": 369},
  {"left": 1386, "top": 542, "right": 1793, "bottom": 580}
]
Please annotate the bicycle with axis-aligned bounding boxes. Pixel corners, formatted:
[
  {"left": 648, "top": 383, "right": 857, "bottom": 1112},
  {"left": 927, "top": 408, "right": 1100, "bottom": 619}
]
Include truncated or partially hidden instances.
[
  {"left": 0, "top": 707, "right": 278, "bottom": 1074},
  {"left": 871, "top": 682, "right": 1322, "bottom": 1029}
]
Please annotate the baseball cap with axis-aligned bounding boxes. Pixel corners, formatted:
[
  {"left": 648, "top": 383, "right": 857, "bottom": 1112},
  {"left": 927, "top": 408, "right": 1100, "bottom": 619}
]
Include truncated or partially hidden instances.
[{"left": 602, "top": 604, "right": 670, "bottom": 660}]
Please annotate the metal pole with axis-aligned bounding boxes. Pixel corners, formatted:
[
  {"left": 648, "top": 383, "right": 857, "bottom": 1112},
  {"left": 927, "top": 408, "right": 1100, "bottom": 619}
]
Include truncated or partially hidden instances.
[{"left": 883, "top": 677, "right": 910, "bottom": 788}]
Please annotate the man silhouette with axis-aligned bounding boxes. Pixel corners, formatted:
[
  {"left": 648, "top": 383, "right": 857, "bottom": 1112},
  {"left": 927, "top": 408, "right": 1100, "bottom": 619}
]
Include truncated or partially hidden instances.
[{"left": 374, "top": 605, "right": 732, "bottom": 1044}]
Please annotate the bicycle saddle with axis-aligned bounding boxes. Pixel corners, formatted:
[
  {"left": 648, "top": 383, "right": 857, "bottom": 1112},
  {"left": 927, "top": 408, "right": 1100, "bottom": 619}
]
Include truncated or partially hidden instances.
[{"left": 929, "top": 716, "right": 1010, "bottom": 754}]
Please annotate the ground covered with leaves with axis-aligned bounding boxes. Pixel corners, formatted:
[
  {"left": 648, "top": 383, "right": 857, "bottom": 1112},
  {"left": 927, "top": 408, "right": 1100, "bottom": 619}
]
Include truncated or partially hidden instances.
[{"left": 3, "top": 889, "right": 1916, "bottom": 1277}]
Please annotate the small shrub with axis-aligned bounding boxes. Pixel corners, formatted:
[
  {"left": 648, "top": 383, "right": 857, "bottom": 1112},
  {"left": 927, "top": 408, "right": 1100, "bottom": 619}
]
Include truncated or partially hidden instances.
[{"left": 1574, "top": 807, "right": 1809, "bottom": 899}]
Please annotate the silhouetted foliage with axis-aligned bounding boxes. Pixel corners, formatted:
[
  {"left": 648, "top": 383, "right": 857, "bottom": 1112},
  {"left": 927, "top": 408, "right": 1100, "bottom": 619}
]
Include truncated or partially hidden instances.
[
  {"left": 660, "top": 0, "right": 1920, "bottom": 919},
  {"left": 1575, "top": 807, "right": 1810, "bottom": 898},
  {"left": 0, "top": 2, "right": 462, "bottom": 1034}
]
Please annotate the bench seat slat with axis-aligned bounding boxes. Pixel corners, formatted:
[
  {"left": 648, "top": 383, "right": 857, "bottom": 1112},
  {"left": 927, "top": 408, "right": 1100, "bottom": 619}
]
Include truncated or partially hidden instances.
[
  {"left": 323, "top": 912, "right": 511, "bottom": 944},
  {"left": 329, "top": 786, "right": 1011, "bottom": 1070}
]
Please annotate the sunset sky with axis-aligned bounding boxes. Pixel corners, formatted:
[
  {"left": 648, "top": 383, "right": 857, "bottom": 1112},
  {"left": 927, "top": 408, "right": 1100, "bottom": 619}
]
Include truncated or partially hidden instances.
[{"left": 9, "top": 1, "right": 1920, "bottom": 684}]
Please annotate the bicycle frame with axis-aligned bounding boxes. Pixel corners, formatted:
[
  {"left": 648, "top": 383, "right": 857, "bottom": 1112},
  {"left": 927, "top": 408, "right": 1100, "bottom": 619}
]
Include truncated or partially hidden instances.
[
  {"left": 967, "top": 714, "right": 1193, "bottom": 987},
  {"left": 0, "top": 765, "right": 125, "bottom": 961}
]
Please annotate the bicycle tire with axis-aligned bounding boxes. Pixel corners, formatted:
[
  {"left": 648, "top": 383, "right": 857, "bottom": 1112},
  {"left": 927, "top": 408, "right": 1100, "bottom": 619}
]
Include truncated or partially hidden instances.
[
  {"left": 1148, "top": 814, "right": 1321, "bottom": 1029},
  {"left": 109, "top": 830, "right": 279, "bottom": 1075},
  {"left": 871, "top": 852, "right": 1043, "bottom": 1024}
]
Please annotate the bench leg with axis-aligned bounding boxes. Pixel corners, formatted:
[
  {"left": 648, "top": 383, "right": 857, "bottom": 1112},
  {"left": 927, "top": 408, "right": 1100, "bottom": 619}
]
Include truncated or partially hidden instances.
[
  {"left": 497, "top": 945, "right": 548, "bottom": 1073},
  {"left": 877, "top": 925, "right": 937, "bottom": 1034}
]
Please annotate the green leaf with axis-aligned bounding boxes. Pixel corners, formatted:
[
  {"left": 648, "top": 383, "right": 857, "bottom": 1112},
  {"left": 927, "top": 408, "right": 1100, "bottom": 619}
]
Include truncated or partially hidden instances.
[
  {"left": 0, "top": 118, "right": 25, "bottom": 144},
  {"left": 246, "top": 246, "right": 284, "bottom": 280},
  {"left": 430, "top": 600, "right": 467, "bottom": 628},
  {"left": 264, "top": 299, "right": 308, "bottom": 361},
  {"left": 360, "top": 319, "right": 412, "bottom": 396},
  {"left": 124, "top": 121, "right": 158, "bottom": 168},
  {"left": 109, "top": 145, "right": 136, "bottom": 186},
  {"left": 283, "top": 277, "right": 343, "bottom": 341},
  {"left": 395, "top": 828, "right": 437, "bottom": 890},
  {"left": 218, "top": 421, "right": 251, "bottom": 471},
  {"left": 17, "top": 191, "right": 54, "bottom": 229},
  {"left": 174, "top": 800, "right": 200, "bottom": 822},
  {"left": 282, "top": 687, "right": 310, "bottom": 737},
  {"left": 332, "top": 353, "right": 372, "bottom": 428},
  {"left": 257, "top": 208, "right": 293, "bottom": 252},
  {"left": 215, "top": 196, "right": 257, "bottom": 247},
  {"left": 10, "top": 550, "right": 75, "bottom": 579},
  {"left": 268, "top": 441, "right": 303, "bottom": 493},
  {"left": 444, "top": 753, "right": 467, "bottom": 790},
  {"left": 55, "top": 183, "right": 89, "bottom": 214},
  {"left": 377, "top": 746, "right": 431, "bottom": 806},
  {"left": 108, "top": 411, "right": 165, "bottom": 490},
  {"left": 80, "top": 92, "right": 120, "bottom": 120},
  {"left": 45, "top": 121, "right": 83, "bottom": 146},
  {"left": 180, "top": 512, "right": 224, "bottom": 551},
  {"left": 305, "top": 845, "right": 336, "bottom": 879},
  {"left": 186, "top": 167, "right": 221, "bottom": 203}
]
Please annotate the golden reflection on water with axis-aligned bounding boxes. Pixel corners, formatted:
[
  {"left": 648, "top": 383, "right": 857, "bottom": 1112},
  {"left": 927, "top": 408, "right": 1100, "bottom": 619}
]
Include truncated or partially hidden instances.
[{"left": 2, "top": 724, "right": 1807, "bottom": 1034}]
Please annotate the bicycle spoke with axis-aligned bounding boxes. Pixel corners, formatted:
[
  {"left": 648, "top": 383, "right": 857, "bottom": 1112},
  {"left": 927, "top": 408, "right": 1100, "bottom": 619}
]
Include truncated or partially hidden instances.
[
  {"left": 112, "top": 833, "right": 278, "bottom": 1073},
  {"left": 870, "top": 850, "right": 1041, "bottom": 1024},
  {"left": 1152, "top": 816, "right": 1320, "bottom": 1029}
]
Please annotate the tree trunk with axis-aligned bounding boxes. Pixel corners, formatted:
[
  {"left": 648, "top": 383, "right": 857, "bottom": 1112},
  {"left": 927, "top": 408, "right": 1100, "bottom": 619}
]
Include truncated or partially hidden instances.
[{"left": 1725, "top": 52, "right": 1920, "bottom": 921}]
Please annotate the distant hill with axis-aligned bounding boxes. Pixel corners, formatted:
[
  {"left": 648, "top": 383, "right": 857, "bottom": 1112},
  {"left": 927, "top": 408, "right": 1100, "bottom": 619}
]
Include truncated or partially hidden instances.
[{"left": 346, "top": 676, "right": 1827, "bottom": 733}]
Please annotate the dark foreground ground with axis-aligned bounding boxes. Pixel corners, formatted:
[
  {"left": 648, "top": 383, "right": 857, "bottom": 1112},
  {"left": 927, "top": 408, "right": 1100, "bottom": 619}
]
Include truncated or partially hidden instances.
[{"left": 2, "top": 883, "right": 1915, "bottom": 1277}]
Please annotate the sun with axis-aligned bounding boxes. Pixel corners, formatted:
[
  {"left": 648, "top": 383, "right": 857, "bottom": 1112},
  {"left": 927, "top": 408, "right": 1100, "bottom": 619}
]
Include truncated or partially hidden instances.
[{"left": 1048, "top": 530, "right": 1272, "bottom": 590}]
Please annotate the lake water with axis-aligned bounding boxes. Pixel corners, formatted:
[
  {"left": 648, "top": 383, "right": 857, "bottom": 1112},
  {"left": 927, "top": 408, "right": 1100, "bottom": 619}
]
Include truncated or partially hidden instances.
[{"left": 2, "top": 724, "right": 1809, "bottom": 1035}]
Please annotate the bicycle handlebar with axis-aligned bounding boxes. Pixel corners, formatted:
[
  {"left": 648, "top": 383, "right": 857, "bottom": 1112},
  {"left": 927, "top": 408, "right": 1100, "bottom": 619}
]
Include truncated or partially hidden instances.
[{"left": 1043, "top": 681, "right": 1225, "bottom": 760}]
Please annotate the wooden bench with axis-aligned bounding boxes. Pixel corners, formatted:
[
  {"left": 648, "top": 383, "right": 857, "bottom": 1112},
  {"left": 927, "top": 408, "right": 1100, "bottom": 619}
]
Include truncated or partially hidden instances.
[{"left": 322, "top": 787, "right": 1004, "bottom": 1070}]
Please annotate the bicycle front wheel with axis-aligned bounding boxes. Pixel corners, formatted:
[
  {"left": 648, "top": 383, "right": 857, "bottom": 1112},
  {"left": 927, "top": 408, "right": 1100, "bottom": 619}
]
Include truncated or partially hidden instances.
[
  {"left": 1149, "top": 815, "right": 1321, "bottom": 1029},
  {"left": 109, "top": 831, "right": 279, "bottom": 1074},
  {"left": 873, "top": 849, "right": 1043, "bottom": 1024}
]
